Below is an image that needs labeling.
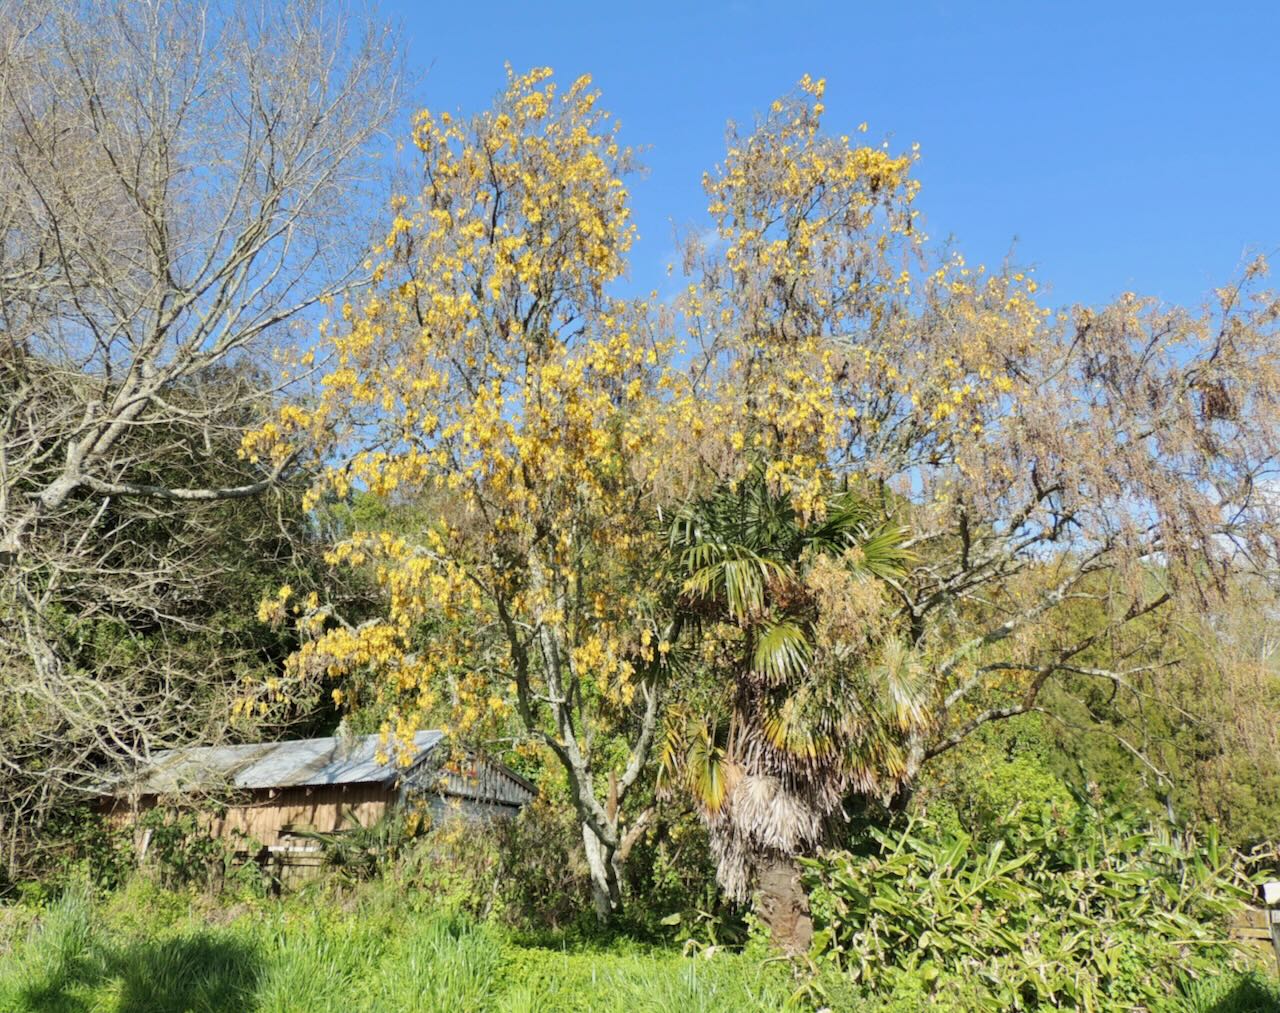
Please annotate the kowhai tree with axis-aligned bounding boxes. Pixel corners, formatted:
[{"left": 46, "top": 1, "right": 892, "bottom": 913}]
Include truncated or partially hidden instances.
[{"left": 247, "top": 69, "right": 682, "bottom": 919}]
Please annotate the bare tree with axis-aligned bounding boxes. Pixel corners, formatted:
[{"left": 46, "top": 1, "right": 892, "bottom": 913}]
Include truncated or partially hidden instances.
[{"left": 0, "top": 0, "right": 400, "bottom": 877}]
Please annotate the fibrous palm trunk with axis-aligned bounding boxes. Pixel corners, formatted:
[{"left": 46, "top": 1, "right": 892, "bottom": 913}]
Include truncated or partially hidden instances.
[{"left": 755, "top": 855, "right": 813, "bottom": 954}]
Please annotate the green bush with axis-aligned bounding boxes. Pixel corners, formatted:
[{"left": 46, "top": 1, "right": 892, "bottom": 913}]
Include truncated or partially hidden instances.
[
  {"left": 137, "top": 805, "right": 269, "bottom": 896},
  {"left": 293, "top": 807, "right": 424, "bottom": 885},
  {"left": 622, "top": 806, "right": 737, "bottom": 946},
  {"left": 399, "top": 796, "right": 595, "bottom": 931},
  {"left": 1, "top": 803, "right": 136, "bottom": 903},
  {"left": 803, "top": 804, "right": 1257, "bottom": 1010},
  {"left": 917, "top": 717, "right": 1080, "bottom": 844}
]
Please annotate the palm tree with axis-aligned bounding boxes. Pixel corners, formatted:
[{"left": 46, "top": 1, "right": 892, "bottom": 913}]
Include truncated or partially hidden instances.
[{"left": 659, "top": 466, "right": 927, "bottom": 951}]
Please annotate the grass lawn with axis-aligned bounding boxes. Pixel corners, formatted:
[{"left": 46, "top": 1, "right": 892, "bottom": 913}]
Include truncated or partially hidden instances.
[
  {"left": 2, "top": 880, "right": 1277, "bottom": 1012},
  {"left": 0, "top": 881, "right": 798, "bottom": 1013}
]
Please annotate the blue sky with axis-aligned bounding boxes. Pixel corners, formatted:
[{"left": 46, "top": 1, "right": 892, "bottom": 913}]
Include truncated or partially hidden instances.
[{"left": 385, "top": 1, "right": 1278, "bottom": 310}]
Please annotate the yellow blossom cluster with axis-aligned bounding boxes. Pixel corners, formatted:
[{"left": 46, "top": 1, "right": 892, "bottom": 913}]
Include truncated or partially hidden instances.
[
  {"left": 679, "top": 77, "right": 923, "bottom": 514},
  {"left": 676, "top": 80, "right": 1050, "bottom": 522}
]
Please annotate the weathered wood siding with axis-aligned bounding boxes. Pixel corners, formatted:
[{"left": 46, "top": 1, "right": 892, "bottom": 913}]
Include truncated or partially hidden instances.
[
  {"left": 106, "top": 783, "right": 393, "bottom": 848},
  {"left": 212, "top": 784, "right": 391, "bottom": 844}
]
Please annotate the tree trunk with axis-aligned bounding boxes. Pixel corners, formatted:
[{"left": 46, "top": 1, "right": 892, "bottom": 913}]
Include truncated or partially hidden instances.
[
  {"left": 755, "top": 855, "right": 813, "bottom": 955},
  {"left": 581, "top": 822, "right": 623, "bottom": 922}
]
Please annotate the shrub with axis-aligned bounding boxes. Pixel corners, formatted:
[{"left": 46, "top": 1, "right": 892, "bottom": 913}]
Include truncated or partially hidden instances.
[
  {"left": 391, "top": 809, "right": 506, "bottom": 917},
  {"left": 623, "top": 806, "right": 736, "bottom": 945},
  {"left": 0, "top": 803, "right": 136, "bottom": 902},
  {"left": 378, "top": 797, "right": 591, "bottom": 930},
  {"left": 136, "top": 805, "right": 268, "bottom": 895},
  {"left": 295, "top": 807, "right": 424, "bottom": 885},
  {"left": 803, "top": 804, "right": 1257, "bottom": 1010},
  {"left": 488, "top": 795, "right": 595, "bottom": 931},
  {"left": 916, "top": 717, "right": 1080, "bottom": 844}
]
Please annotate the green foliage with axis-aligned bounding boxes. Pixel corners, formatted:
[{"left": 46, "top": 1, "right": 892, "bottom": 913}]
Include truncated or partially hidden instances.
[
  {"left": 661, "top": 467, "right": 923, "bottom": 906},
  {"left": 370, "top": 794, "right": 723, "bottom": 941},
  {"left": 995, "top": 573, "right": 1280, "bottom": 854},
  {"left": 1043, "top": 659, "right": 1280, "bottom": 853},
  {"left": 361, "top": 798, "right": 596, "bottom": 931},
  {"left": 0, "top": 880, "right": 799, "bottom": 1012},
  {"left": 291, "top": 808, "right": 423, "bottom": 885},
  {"left": 484, "top": 796, "right": 596, "bottom": 931},
  {"left": 1, "top": 840, "right": 1268, "bottom": 1012},
  {"left": 920, "top": 717, "right": 1079, "bottom": 842},
  {"left": 623, "top": 809, "right": 740, "bottom": 947},
  {"left": 1171, "top": 971, "right": 1280, "bottom": 1013},
  {"left": 136, "top": 806, "right": 268, "bottom": 896},
  {"left": 398, "top": 816, "right": 508, "bottom": 917},
  {"left": 803, "top": 804, "right": 1257, "bottom": 1010},
  {"left": 9, "top": 804, "right": 135, "bottom": 900}
]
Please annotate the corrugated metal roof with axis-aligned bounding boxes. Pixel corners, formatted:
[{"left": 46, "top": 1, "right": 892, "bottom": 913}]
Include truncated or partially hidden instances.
[
  {"left": 120, "top": 731, "right": 444, "bottom": 795},
  {"left": 408, "top": 758, "right": 536, "bottom": 807}
]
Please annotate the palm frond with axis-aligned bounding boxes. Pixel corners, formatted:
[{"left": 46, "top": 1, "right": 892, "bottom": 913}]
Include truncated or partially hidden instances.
[
  {"left": 760, "top": 692, "right": 834, "bottom": 761},
  {"left": 685, "top": 721, "right": 736, "bottom": 814},
  {"left": 752, "top": 619, "right": 811, "bottom": 683},
  {"left": 680, "top": 542, "right": 785, "bottom": 620},
  {"left": 851, "top": 523, "right": 914, "bottom": 579}
]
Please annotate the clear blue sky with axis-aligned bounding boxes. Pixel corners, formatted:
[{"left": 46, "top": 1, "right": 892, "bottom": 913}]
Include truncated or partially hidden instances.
[{"left": 385, "top": 1, "right": 1279, "bottom": 310}]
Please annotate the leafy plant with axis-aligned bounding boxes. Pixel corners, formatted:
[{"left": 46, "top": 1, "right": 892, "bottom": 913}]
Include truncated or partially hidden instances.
[
  {"left": 803, "top": 803, "right": 1257, "bottom": 1010},
  {"left": 291, "top": 808, "right": 422, "bottom": 884},
  {"left": 137, "top": 805, "right": 266, "bottom": 895}
]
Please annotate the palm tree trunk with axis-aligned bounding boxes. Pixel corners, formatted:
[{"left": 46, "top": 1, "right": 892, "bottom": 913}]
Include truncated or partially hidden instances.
[{"left": 755, "top": 855, "right": 813, "bottom": 954}]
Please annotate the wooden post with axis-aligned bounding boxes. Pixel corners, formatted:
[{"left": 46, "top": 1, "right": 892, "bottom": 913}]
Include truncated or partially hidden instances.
[{"left": 1264, "top": 882, "right": 1280, "bottom": 976}]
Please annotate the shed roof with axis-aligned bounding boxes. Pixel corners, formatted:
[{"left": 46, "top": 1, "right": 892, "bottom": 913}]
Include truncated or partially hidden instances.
[{"left": 118, "top": 731, "right": 445, "bottom": 795}]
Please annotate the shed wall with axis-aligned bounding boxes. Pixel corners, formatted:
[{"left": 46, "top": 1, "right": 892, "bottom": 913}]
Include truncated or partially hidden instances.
[
  {"left": 107, "top": 783, "right": 393, "bottom": 848},
  {"left": 212, "top": 784, "right": 391, "bottom": 844}
]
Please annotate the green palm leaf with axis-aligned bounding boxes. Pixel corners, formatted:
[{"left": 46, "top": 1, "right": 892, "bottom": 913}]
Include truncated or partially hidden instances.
[
  {"left": 753, "top": 619, "right": 811, "bottom": 683},
  {"left": 853, "top": 523, "right": 914, "bottom": 579},
  {"left": 685, "top": 721, "right": 734, "bottom": 813}
]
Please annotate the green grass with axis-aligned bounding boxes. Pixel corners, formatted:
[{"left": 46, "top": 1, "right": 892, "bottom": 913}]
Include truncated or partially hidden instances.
[
  {"left": 1172, "top": 971, "right": 1280, "bottom": 1013},
  {"left": 2, "top": 880, "right": 1276, "bottom": 1012},
  {"left": 0, "top": 881, "right": 799, "bottom": 1013}
]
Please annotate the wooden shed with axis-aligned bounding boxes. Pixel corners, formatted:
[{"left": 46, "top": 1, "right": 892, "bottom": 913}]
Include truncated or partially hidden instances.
[{"left": 103, "top": 730, "right": 535, "bottom": 854}]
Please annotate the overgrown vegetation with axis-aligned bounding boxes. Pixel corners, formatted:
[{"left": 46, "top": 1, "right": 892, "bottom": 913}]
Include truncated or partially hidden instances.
[
  {"left": 0, "top": 848, "right": 1274, "bottom": 1013},
  {"left": 805, "top": 808, "right": 1252, "bottom": 1009},
  {"left": 3, "top": 1, "right": 1279, "bottom": 1006},
  {"left": 0, "top": 877, "right": 799, "bottom": 1013},
  {"left": 4, "top": 770, "right": 1277, "bottom": 1012}
]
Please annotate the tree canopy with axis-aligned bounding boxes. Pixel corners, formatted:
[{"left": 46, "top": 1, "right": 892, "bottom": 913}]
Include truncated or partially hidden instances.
[{"left": 250, "top": 68, "right": 1280, "bottom": 926}]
